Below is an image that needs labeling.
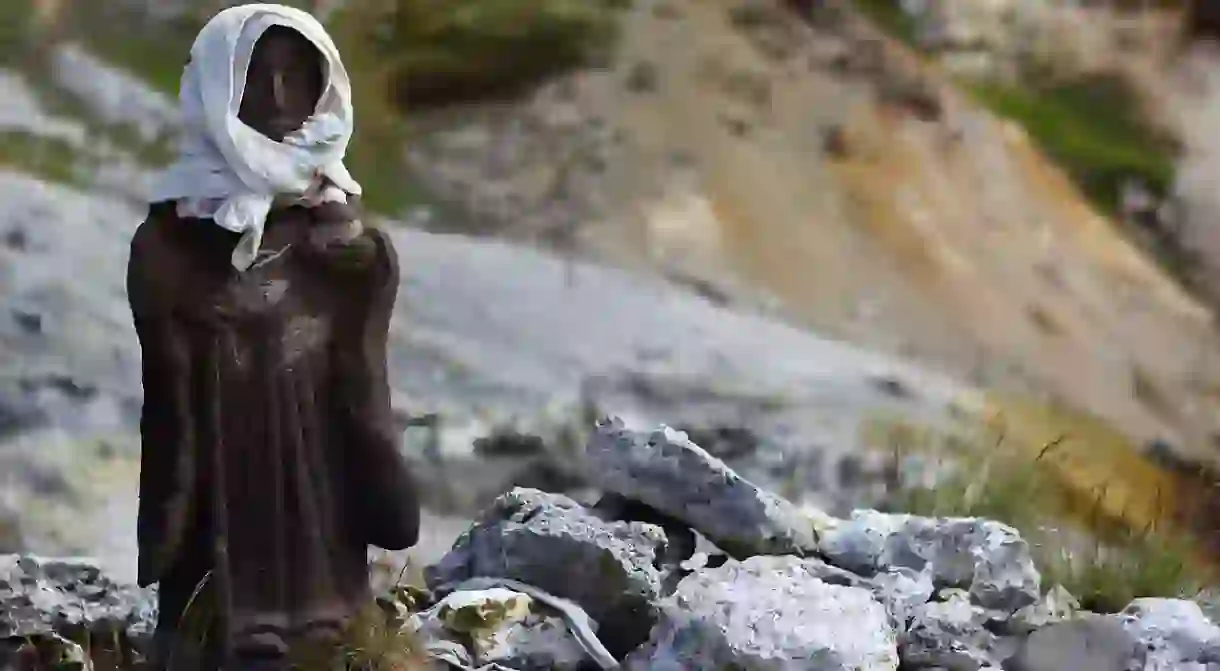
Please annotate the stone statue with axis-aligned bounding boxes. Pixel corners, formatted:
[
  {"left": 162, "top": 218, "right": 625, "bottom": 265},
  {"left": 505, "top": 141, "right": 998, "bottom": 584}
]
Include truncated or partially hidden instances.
[{"left": 127, "top": 5, "right": 420, "bottom": 669}]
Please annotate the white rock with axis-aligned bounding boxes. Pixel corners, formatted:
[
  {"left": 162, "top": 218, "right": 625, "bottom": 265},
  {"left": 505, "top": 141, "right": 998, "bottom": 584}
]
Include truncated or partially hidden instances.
[
  {"left": 818, "top": 509, "right": 1040, "bottom": 613},
  {"left": 1010, "top": 584, "right": 1080, "bottom": 635},
  {"left": 585, "top": 418, "right": 818, "bottom": 558},
  {"left": 408, "top": 583, "right": 603, "bottom": 671},
  {"left": 50, "top": 43, "right": 180, "bottom": 146},
  {"left": 902, "top": 591, "right": 1011, "bottom": 670},
  {"left": 1121, "top": 598, "right": 1220, "bottom": 668},
  {"left": 0, "top": 69, "right": 86, "bottom": 145},
  {"left": 626, "top": 555, "right": 900, "bottom": 671},
  {"left": 1006, "top": 614, "right": 1138, "bottom": 671}
]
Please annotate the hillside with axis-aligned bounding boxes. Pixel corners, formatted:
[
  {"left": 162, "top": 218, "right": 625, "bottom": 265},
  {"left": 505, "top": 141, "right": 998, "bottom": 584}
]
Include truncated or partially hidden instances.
[
  {"left": 402, "top": 0, "right": 1220, "bottom": 524},
  {"left": 4, "top": 0, "right": 1220, "bottom": 574}
]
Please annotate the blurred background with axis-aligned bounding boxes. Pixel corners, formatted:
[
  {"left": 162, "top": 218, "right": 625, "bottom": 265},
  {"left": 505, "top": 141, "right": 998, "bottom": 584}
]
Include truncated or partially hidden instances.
[{"left": 6, "top": 0, "right": 1220, "bottom": 598}]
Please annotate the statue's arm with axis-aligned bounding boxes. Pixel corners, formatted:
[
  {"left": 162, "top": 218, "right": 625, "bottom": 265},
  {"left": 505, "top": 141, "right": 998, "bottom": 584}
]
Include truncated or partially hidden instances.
[
  {"left": 333, "top": 227, "right": 421, "bottom": 550},
  {"left": 127, "top": 223, "right": 195, "bottom": 587}
]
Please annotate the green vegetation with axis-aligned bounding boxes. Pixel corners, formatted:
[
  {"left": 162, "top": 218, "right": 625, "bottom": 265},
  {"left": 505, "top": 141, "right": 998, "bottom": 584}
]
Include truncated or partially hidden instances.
[
  {"left": 0, "top": 0, "right": 34, "bottom": 65},
  {"left": 871, "top": 415, "right": 1213, "bottom": 613},
  {"left": 0, "top": 63, "right": 175, "bottom": 188},
  {"left": 334, "top": 604, "right": 428, "bottom": 670},
  {"left": 326, "top": 2, "right": 425, "bottom": 216},
  {"left": 968, "top": 74, "right": 1179, "bottom": 219},
  {"left": 848, "top": 1, "right": 1180, "bottom": 221},
  {"left": 850, "top": 1, "right": 1201, "bottom": 301},
  {"left": 0, "top": 131, "right": 89, "bottom": 187},
  {"left": 23, "top": 63, "right": 178, "bottom": 168},
  {"left": 66, "top": 1, "right": 319, "bottom": 95},
  {"left": 851, "top": 0, "right": 920, "bottom": 46},
  {"left": 338, "top": 0, "right": 622, "bottom": 108},
  {"left": 327, "top": 0, "right": 626, "bottom": 213}
]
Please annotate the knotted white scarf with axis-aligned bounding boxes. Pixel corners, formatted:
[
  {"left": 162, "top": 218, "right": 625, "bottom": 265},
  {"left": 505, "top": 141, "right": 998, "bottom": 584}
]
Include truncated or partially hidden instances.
[{"left": 151, "top": 3, "right": 362, "bottom": 271}]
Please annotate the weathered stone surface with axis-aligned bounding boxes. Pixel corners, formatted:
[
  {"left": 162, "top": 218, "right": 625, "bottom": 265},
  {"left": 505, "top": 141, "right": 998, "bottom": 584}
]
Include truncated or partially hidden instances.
[
  {"left": 818, "top": 510, "right": 1040, "bottom": 612},
  {"left": 867, "top": 566, "right": 936, "bottom": 630},
  {"left": 624, "top": 556, "right": 899, "bottom": 671},
  {"left": 584, "top": 418, "right": 817, "bottom": 558},
  {"left": 0, "top": 554, "right": 156, "bottom": 642},
  {"left": 901, "top": 591, "right": 1011, "bottom": 670},
  {"left": 0, "top": 554, "right": 156, "bottom": 669},
  {"left": 424, "top": 488, "right": 667, "bottom": 657},
  {"left": 1008, "top": 584, "right": 1080, "bottom": 635},
  {"left": 409, "top": 587, "right": 593, "bottom": 671},
  {"left": 795, "top": 558, "right": 934, "bottom": 630},
  {"left": 1005, "top": 614, "right": 1138, "bottom": 671},
  {"left": 1120, "top": 598, "right": 1220, "bottom": 668},
  {"left": 592, "top": 493, "right": 699, "bottom": 569}
]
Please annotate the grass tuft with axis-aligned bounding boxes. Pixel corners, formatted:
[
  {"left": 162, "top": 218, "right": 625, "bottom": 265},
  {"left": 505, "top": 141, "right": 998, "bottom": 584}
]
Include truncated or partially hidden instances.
[
  {"left": 140, "top": 562, "right": 431, "bottom": 670},
  {"left": 873, "top": 414, "right": 1214, "bottom": 614},
  {"left": 330, "top": 602, "right": 429, "bottom": 671}
]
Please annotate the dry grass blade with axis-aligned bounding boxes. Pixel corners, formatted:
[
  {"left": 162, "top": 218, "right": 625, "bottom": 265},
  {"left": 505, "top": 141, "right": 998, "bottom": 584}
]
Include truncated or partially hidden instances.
[
  {"left": 881, "top": 417, "right": 1214, "bottom": 613},
  {"left": 330, "top": 604, "right": 428, "bottom": 671}
]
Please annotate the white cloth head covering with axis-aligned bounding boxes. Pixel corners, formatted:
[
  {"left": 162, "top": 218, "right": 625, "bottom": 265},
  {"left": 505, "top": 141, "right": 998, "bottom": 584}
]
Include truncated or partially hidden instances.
[{"left": 151, "top": 3, "right": 362, "bottom": 271}]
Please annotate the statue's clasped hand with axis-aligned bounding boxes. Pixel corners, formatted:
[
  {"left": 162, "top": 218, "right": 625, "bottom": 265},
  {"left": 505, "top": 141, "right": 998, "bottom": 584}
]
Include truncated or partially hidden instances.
[{"left": 307, "top": 175, "right": 364, "bottom": 248}]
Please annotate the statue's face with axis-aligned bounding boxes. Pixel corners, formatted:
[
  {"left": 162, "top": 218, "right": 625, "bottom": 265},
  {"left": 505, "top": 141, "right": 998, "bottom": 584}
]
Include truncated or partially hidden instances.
[{"left": 238, "top": 25, "right": 325, "bottom": 142}]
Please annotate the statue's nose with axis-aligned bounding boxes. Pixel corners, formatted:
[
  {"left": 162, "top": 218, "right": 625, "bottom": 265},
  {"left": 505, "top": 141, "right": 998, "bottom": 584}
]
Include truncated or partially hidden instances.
[{"left": 272, "top": 69, "right": 286, "bottom": 111}]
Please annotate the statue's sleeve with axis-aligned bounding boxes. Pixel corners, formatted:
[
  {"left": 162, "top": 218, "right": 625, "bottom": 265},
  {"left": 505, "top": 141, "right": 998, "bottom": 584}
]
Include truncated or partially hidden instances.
[
  {"left": 333, "top": 227, "right": 421, "bottom": 551},
  {"left": 127, "top": 224, "right": 196, "bottom": 587}
]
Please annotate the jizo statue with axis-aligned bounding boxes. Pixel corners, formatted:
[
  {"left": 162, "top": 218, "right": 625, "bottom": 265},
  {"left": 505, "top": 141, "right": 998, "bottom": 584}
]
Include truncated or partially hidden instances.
[{"left": 127, "top": 5, "right": 421, "bottom": 669}]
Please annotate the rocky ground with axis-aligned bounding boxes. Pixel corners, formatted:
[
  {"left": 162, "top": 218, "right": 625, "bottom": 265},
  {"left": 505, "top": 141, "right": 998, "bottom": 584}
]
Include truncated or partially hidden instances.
[{"left": 4, "top": 421, "right": 1218, "bottom": 670}]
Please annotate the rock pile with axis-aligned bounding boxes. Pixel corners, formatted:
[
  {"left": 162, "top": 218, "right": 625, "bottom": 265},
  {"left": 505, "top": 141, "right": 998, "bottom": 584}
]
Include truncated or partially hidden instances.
[
  {"left": 4, "top": 417, "right": 1220, "bottom": 670},
  {"left": 417, "top": 418, "right": 1220, "bottom": 670},
  {"left": 0, "top": 554, "right": 156, "bottom": 668}
]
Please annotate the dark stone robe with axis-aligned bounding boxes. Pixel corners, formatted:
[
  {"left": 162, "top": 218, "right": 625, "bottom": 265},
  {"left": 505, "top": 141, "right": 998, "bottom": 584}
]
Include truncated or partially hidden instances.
[
  {"left": 1188, "top": 0, "right": 1220, "bottom": 42},
  {"left": 126, "top": 202, "right": 420, "bottom": 668}
]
